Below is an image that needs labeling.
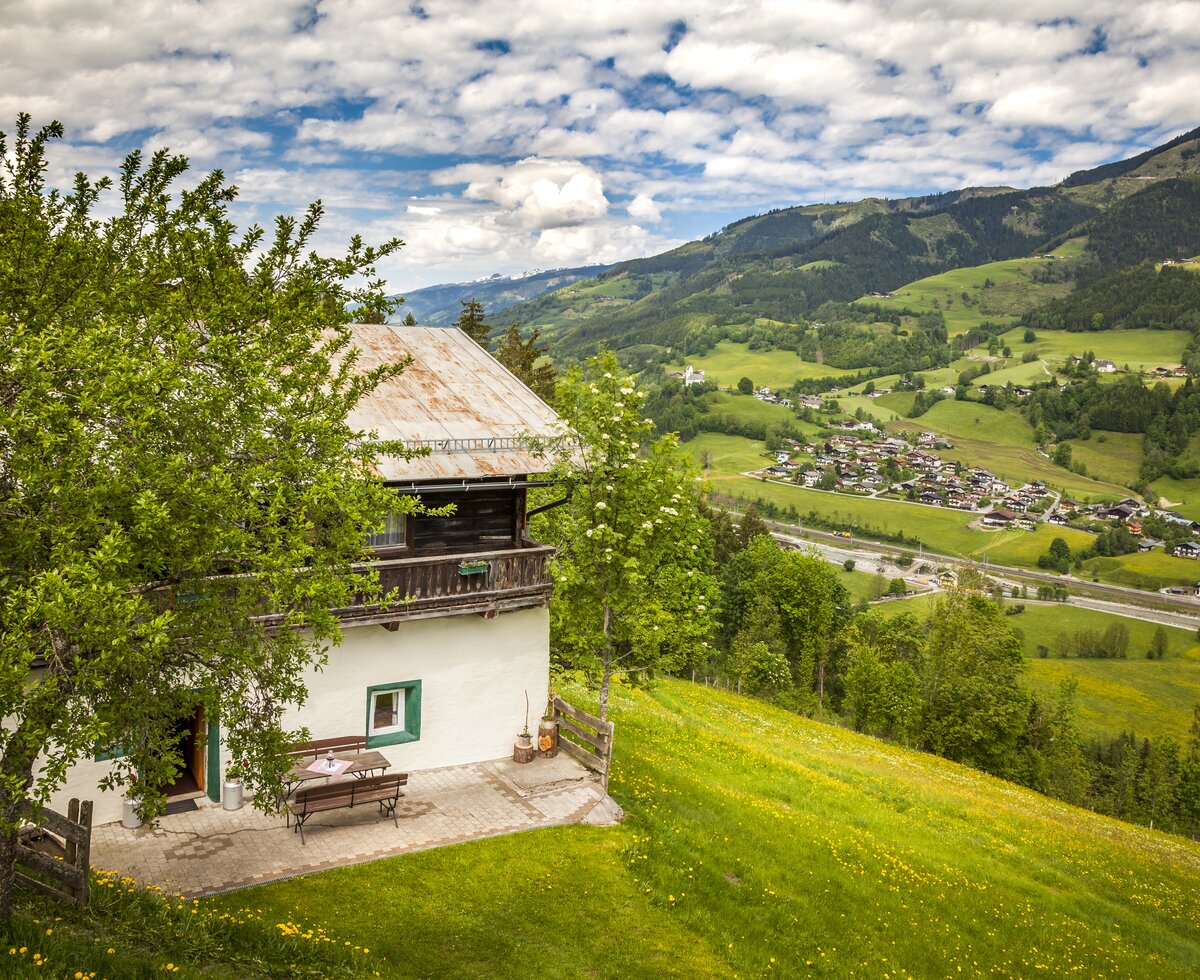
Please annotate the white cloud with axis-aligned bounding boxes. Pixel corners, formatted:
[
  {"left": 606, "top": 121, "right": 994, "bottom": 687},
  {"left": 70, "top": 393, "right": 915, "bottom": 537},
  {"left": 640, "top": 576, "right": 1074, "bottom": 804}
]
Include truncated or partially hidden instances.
[
  {"left": 0, "top": 0, "right": 1195, "bottom": 287},
  {"left": 627, "top": 194, "right": 662, "bottom": 222}
]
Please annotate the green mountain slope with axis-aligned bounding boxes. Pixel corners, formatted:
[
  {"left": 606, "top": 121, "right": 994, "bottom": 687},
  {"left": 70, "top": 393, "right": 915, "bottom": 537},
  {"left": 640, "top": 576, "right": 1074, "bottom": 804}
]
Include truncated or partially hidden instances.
[
  {"left": 499, "top": 128, "right": 1200, "bottom": 364},
  {"left": 219, "top": 678, "right": 1200, "bottom": 977}
]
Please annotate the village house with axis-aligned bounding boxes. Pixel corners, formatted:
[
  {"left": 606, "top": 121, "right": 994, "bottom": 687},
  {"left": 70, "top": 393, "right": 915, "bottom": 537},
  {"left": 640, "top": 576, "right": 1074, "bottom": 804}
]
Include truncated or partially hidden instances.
[
  {"left": 683, "top": 364, "right": 706, "bottom": 386},
  {"left": 48, "top": 325, "right": 563, "bottom": 825},
  {"left": 1093, "top": 359, "right": 1117, "bottom": 374}
]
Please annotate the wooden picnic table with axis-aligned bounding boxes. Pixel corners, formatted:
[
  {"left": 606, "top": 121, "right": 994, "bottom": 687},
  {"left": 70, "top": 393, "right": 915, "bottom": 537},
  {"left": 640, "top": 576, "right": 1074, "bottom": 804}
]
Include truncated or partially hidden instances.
[{"left": 284, "top": 750, "right": 391, "bottom": 798}]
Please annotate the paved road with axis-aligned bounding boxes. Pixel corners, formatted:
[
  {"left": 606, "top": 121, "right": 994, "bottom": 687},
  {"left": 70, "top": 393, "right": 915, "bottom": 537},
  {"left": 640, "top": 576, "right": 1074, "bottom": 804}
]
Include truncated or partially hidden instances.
[{"left": 769, "top": 526, "right": 1200, "bottom": 630}]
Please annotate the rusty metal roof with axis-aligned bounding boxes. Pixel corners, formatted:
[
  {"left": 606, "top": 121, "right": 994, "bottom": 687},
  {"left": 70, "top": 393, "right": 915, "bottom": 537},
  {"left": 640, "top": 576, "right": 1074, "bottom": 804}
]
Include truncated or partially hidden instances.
[{"left": 346, "top": 324, "right": 563, "bottom": 482}]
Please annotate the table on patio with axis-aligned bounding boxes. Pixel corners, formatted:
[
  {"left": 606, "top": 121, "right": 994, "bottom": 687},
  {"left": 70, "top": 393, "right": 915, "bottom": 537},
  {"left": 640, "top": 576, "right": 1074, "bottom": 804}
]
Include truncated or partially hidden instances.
[{"left": 283, "top": 750, "right": 391, "bottom": 799}]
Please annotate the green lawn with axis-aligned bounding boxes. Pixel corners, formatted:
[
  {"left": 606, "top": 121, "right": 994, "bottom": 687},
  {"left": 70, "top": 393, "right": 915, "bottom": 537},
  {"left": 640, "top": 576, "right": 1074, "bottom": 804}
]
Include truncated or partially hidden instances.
[
  {"left": 726, "top": 476, "right": 1095, "bottom": 569},
  {"left": 1064, "top": 431, "right": 1146, "bottom": 489},
  {"left": 686, "top": 432, "right": 773, "bottom": 477},
  {"left": 1000, "top": 327, "right": 1191, "bottom": 373},
  {"left": 878, "top": 597, "right": 1200, "bottom": 740},
  {"left": 1152, "top": 474, "right": 1200, "bottom": 518},
  {"left": 1080, "top": 550, "right": 1200, "bottom": 591},
  {"left": 859, "top": 256, "right": 1073, "bottom": 335},
  {"left": 206, "top": 680, "right": 1200, "bottom": 978},
  {"left": 670, "top": 340, "right": 859, "bottom": 389},
  {"left": 703, "top": 390, "right": 800, "bottom": 426},
  {"left": 1015, "top": 603, "right": 1200, "bottom": 740},
  {"left": 887, "top": 400, "right": 1133, "bottom": 500}
]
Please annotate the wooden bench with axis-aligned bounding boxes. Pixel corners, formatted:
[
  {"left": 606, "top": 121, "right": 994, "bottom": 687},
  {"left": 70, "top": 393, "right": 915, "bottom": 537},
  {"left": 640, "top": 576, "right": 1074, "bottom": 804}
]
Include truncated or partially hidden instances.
[
  {"left": 287, "top": 735, "right": 368, "bottom": 761},
  {"left": 287, "top": 772, "right": 408, "bottom": 844}
]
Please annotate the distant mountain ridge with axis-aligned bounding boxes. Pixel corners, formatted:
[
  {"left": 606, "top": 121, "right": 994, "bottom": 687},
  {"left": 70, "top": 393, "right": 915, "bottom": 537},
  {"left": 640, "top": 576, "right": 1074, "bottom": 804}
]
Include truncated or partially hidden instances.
[
  {"left": 492, "top": 126, "right": 1200, "bottom": 362},
  {"left": 394, "top": 264, "right": 614, "bottom": 325}
]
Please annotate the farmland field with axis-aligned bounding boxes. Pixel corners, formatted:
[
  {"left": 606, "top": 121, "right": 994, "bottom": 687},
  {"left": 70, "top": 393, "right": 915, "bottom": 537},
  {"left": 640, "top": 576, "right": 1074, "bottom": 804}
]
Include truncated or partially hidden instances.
[
  {"left": 216, "top": 679, "right": 1200, "bottom": 979},
  {"left": 999, "top": 327, "right": 1191, "bottom": 373},
  {"left": 687, "top": 432, "right": 772, "bottom": 477},
  {"left": 702, "top": 390, "right": 800, "bottom": 426},
  {"left": 725, "top": 476, "right": 1095, "bottom": 568},
  {"left": 1152, "top": 474, "right": 1200, "bottom": 518},
  {"left": 669, "top": 340, "right": 859, "bottom": 389},
  {"left": 1016, "top": 606, "right": 1200, "bottom": 740},
  {"left": 887, "top": 400, "right": 1133, "bottom": 499},
  {"left": 859, "top": 256, "right": 1074, "bottom": 335},
  {"left": 1064, "top": 431, "right": 1146, "bottom": 488},
  {"left": 1080, "top": 550, "right": 1200, "bottom": 591},
  {"left": 878, "top": 597, "right": 1200, "bottom": 740}
]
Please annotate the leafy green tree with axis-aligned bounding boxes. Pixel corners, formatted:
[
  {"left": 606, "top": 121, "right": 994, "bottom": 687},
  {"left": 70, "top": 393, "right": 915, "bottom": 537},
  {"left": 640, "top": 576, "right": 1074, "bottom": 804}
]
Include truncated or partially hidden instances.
[
  {"left": 728, "top": 595, "right": 790, "bottom": 695},
  {"left": 403, "top": 310, "right": 418, "bottom": 325},
  {"left": 1052, "top": 443, "right": 1072, "bottom": 468},
  {"left": 0, "top": 116, "right": 409, "bottom": 922},
  {"left": 736, "top": 504, "right": 771, "bottom": 549},
  {"left": 456, "top": 298, "right": 491, "bottom": 345},
  {"left": 1023, "top": 329, "right": 1037, "bottom": 343},
  {"left": 534, "top": 352, "right": 717, "bottom": 721},
  {"left": 920, "top": 593, "right": 1029, "bottom": 775},
  {"left": 494, "top": 323, "right": 556, "bottom": 403},
  {"left": 737, "top": 376, "right": 754, "bottom": 395},
  {"left": 1149, "top": 626, "right": 1169, "bottom": 660},
  {"left": 720, "top": 537, "right": 848, "bottom": 704}
]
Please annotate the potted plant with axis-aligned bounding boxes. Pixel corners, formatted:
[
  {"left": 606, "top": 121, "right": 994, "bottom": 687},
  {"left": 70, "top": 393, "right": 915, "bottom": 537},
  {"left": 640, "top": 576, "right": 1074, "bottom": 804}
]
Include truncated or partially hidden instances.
[
  {"left": 513, "top": 691, "right": 534, "bottom": 762},
  {"left": 223, "top": 758, "right": 247, "bottom": 811}
]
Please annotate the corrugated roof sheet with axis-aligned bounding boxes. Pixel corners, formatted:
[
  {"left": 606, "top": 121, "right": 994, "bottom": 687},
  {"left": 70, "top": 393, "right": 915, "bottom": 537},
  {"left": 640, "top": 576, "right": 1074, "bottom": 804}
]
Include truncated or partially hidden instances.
[{"left": 346, "top": 324, "right": 563, "bottom": 482}]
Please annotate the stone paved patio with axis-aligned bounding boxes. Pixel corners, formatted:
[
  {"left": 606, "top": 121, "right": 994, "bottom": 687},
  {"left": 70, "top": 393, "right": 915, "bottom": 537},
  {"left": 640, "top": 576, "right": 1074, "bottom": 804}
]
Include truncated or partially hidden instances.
[{"left": 91, "top": 755, "right": 621, "bottom": 897}]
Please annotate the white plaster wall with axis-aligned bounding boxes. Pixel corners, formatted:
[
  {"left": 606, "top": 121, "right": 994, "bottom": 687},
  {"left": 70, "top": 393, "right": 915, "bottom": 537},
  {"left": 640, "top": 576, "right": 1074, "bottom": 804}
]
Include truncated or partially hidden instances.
[
  {"left": 283, "top": 605, "right": 551, "bottom": 773},
  {"left": 48, "top": 605, "right": 550, "bottom": 824},
  {"left": 46, "top": 756, "right": 125, "bottom": 828}
]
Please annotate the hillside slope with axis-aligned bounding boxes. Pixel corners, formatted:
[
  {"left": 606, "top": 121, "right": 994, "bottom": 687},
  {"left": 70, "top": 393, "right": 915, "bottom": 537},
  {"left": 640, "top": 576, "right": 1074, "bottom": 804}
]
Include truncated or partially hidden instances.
[
  {"left": 219, "top": 679, "right": 1200, "bottom": 978},
  {"left": 395, "top": 263, "right": 613, "bottom": 325},
  {"left": 498, "top": 127, "right": 1200, "bottom": 362}
]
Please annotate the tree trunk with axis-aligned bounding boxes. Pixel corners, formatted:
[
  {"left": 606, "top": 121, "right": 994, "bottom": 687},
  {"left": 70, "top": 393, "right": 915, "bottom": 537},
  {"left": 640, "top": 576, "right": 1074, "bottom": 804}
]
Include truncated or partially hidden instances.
[
  {"left": 0, "top": 732, "right": 39, "bottom": 928},
  {"left": 599, "top": 605, "right": 612, "bottom": 723}
]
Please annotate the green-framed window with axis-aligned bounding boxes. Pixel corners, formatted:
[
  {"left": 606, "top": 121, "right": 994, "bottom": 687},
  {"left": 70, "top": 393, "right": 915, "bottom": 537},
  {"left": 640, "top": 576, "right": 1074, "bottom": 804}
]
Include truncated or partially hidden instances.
[
  {"left": 94, "top": 742, "right": 127, "bottom": 762},
  {"left": 365, "top": 680, "right": 422, "bottom": 748}
]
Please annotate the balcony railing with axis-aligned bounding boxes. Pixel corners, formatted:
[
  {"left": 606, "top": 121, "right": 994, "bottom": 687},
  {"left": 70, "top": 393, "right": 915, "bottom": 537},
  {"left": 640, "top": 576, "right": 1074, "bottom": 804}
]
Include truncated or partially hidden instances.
[{"left": 336, "top": 543, "right": 555, "bottom": 626}]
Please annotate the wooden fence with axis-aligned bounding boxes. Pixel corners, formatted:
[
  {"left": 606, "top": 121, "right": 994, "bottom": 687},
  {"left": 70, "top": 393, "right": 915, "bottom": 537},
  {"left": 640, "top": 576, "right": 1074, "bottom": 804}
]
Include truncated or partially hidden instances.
[
  {"left": 16, "top": 798, "right": 92, "bottom": 908},
  {"left": 552, "top": 697, "right": 614, "bottom": 790}
]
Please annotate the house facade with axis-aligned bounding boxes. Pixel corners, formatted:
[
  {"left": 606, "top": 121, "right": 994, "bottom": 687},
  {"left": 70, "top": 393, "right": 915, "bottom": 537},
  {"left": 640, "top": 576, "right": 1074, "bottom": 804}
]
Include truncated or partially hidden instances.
[{"left": 49, "top": 325, "right": 561, "bottom": 824}]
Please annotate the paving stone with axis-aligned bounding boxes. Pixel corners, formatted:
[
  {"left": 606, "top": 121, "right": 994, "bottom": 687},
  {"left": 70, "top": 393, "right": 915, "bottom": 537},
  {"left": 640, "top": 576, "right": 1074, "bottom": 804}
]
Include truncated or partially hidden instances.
[{"left": 91, "top": 756, "right": 614, "bottom": 897}]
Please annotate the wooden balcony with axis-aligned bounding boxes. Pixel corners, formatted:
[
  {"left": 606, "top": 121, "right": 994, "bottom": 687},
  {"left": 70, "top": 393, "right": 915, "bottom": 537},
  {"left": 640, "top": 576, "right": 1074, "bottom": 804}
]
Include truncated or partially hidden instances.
[{"left": 336, "top": 543, "right": 555, "bottom": 626}]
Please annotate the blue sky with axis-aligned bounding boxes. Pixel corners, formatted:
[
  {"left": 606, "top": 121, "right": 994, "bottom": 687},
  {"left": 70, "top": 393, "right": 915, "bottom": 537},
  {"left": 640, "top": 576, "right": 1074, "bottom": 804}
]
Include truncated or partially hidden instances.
[{"left": 2, "top": 1, "right": 1198, "bottom": 290}]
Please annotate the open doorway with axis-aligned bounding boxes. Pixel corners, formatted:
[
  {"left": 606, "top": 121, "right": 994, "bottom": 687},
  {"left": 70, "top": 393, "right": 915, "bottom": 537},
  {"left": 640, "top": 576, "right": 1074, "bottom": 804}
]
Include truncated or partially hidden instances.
[{"left": 162, "top": 704, "right": 207, "bottom": 799}]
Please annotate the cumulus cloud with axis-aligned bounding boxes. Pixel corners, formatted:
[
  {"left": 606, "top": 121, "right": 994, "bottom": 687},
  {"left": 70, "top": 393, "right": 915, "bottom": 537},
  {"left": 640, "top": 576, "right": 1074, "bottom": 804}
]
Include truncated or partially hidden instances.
[
  {"left": 0, "top": 0, "right": 1196, "bottom": 287},
  {"left": 444, "top": 157, "right": 609, "bottom": 230}
]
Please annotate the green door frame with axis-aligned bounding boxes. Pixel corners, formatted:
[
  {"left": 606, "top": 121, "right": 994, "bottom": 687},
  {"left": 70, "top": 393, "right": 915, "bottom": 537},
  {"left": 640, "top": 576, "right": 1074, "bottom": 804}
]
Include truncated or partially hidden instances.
[{"left": 206, "top": 717, "right": 221, "bottom": 803}]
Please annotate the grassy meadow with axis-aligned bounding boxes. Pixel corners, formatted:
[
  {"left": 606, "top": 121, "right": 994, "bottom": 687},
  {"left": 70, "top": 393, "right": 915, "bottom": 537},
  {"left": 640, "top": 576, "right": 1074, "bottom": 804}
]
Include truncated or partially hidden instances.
[
  {"left": 1012, "top": 604, "right": 1200, "bottom": 739},
  {"left": 688, "top": 432, "right": 773, "bottom": 476},
  {"left": 727, "top": 475, "right": 1096, "bottom": 568},
  {"left": 1152, "top": 474, "right": 1200, "bottom": 518},
  {"left": 1063, "top": 431, "right": 1146, "bottom": 488},
  {"left": 670, "top": 340, "right": 859, "bottom": 389},
  {"left": 204, "top": 679, "right": 1200, "bottom": 978},
  {"left": 858, "top": 256, "right": 1072, "bottom": 334},
  {"left": 887, "top": 400, "right": 1133, "bottom": 499},
  {"left": 999, "top": 327, "right": 1191, "bottom": 373}
]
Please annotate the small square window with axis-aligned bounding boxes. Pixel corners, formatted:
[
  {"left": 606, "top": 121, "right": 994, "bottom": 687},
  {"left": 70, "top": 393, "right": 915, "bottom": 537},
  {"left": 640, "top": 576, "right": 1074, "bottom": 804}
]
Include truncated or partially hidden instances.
[
  {"left": 365, "top": 680, "right": 421, "bottom": 747},
  {"left": 368, "top": 511, "right": 409, "bottom": 550},
  {"left": 371, "top": 689, "right": 402, "bottom": 736}
]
